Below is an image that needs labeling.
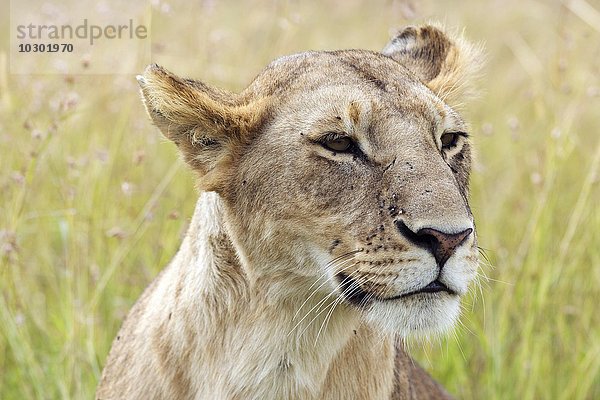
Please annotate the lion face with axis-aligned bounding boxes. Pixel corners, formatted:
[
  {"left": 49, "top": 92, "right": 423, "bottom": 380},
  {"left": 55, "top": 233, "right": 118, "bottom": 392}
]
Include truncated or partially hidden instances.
[
  {"left": 138, "top": 25, "right": 482, "bottom": 337},
  {"left": 228, "top": 51, "right": 477, "bottom": 337}
]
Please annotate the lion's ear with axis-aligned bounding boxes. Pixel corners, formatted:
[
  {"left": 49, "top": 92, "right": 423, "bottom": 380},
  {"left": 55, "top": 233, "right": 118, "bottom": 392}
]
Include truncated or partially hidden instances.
[
  {"left": 137, "top": 64, "right": 264, "bottom": 191},
  {"left": 382, "top": 24, "right": 483, "bottom": 106}
]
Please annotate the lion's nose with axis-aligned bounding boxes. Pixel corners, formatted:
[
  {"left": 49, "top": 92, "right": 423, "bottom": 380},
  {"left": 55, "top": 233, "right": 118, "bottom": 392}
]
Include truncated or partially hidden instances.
[
  {"left": 395, "top": 221, "right": 472, "bottom": 267},
  {"left": 415, "top": 227, "right": 472, "bottom": 267}
]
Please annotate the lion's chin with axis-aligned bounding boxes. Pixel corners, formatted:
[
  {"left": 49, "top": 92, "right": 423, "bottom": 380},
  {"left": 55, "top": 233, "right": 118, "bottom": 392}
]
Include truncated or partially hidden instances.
[{"left": 362, "top": 293, "right": 461, "bottom": 338}]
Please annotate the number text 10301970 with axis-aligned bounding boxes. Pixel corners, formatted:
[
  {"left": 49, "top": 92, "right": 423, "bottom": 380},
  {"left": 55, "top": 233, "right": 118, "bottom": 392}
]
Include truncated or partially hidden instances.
[{"left": 18, "top": 43, "right": 74, "bottom": 53}]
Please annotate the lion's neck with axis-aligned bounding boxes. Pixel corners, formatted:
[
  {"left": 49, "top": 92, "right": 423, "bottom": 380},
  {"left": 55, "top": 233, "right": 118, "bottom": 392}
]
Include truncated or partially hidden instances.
[{"left": 172, "top": 192, "right": 395, "bottom": 399}]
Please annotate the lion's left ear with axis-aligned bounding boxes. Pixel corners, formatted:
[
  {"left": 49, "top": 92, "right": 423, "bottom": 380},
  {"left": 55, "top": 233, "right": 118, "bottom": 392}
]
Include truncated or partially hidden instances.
[{"left": 382, "top": 24, "right": 483, "bottom": 107}]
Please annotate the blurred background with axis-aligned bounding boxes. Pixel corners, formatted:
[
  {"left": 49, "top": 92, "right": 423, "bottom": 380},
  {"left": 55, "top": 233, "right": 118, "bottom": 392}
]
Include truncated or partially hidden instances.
[{"left": 0, "top": 0, "right": 599, "bottom": 398}]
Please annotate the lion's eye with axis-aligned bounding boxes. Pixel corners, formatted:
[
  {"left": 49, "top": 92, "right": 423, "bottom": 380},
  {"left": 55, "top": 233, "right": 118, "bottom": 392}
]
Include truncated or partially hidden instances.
[
  {"left": 440, "top": 132, "right": 463, "bottom": 149},
  {"left": 323, "top": 137, "right": 353, "bottom": 152}
]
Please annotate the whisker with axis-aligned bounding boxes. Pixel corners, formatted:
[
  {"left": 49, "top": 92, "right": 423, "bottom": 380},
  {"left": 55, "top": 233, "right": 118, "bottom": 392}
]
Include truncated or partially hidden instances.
[
  {"left": 325, "top": 249, "right": 364, "bottom": 269},
  {"left": 292, "top": 255, "right": 358, "bottom": 320},
  {"left": 451, "top": 324, "right": 467, "bottom": 362},
  {"left": 482, "top": 276, "right": 512, "bottom": 286},
  {"left": 292, "top": 249, "right": 363, "bottom": 318},
  {"left": 456, "top": 305, "right": 477, "bottom": 337},
  {"left": 289, "top": 263, "right": 360, "bottom": 336},
  {"left": 314, "top": 293, "right": 344, "bottom": 345},
  {"left": 477, "top": 246, "right": 492, "bottom": 265},
  {"left": 303, "top": 273, "right": 372, "bottom": 341},
  {"left": 298, "top": 280, "right": 355, "bottom": 339}
]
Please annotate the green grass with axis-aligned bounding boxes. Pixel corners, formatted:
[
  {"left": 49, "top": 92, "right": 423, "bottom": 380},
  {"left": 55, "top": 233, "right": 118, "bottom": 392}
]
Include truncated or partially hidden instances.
[{"left": 1, "top": 0, "right": 599, "bottom": 398}]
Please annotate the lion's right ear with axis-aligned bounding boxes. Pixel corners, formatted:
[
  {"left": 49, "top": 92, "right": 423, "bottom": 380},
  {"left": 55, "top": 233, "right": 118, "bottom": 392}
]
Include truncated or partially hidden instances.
[{"left": 137, "top": 64, "right": 264, "bottom": 191}]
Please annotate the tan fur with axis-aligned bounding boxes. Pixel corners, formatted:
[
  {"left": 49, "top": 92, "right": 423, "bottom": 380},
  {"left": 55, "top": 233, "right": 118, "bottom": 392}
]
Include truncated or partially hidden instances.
[
  {"left": 382, "top": 24, "right": 484, "bottom": 107},
  {"left": 97, "top": 24, "right": 482, "bottom": 399}
]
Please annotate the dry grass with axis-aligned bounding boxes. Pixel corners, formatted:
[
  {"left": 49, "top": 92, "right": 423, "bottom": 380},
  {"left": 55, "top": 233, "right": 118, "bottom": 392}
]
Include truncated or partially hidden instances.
[{"left": 0, "top": 0, "right": 599, "bottom": 398}]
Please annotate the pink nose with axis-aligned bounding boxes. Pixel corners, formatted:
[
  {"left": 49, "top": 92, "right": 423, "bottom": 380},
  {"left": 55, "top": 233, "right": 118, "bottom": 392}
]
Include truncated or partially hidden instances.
[{"left": 415, "top": 227, "right": 473, "bottom": 267}]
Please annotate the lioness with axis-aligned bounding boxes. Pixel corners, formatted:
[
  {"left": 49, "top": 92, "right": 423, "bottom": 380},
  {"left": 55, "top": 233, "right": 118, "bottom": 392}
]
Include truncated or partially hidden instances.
[{"left": 97, "top": 24, "right": 482, "bottom": 399}]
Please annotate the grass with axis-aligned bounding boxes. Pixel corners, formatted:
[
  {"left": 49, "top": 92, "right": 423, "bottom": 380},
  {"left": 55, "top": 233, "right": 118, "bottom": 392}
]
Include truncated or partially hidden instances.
[{"left": 0, "top": 0, "right": 599, "bottom": 398}]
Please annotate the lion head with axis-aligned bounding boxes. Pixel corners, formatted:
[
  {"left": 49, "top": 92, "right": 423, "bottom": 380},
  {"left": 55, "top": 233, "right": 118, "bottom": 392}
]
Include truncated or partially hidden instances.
[{"left": 138, "top": 24, "right": 483, "bottom": 338}]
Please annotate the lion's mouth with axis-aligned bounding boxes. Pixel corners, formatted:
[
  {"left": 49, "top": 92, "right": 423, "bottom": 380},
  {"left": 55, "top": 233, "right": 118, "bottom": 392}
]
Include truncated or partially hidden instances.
[{"left": 337, "top": 272, "right": 456, "bottom": 306}]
